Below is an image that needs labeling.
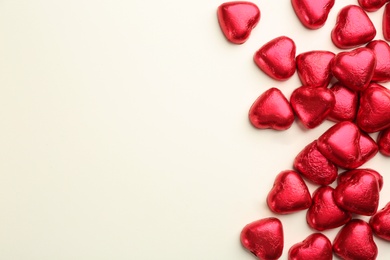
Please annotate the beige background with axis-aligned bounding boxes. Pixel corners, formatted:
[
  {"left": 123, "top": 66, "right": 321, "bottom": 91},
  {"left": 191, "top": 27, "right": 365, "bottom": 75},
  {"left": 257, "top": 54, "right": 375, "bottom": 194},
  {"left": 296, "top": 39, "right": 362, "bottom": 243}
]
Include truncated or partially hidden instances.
[{"left": 0, "top": 0, "right": 389, "bottom": 259}]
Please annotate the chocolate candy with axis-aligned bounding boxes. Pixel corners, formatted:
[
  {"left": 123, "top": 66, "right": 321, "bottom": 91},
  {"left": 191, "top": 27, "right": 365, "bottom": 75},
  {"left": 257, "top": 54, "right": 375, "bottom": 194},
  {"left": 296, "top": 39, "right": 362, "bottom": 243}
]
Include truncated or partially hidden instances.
[
  {"left": 317, "top": 121, "right": 361, "bottom": 169},
  {"left": 357, "top": 83, "right": 390, "bottom": 133},
  {"left": 254, "top": 36, "right": 296, "bottom": 80},
  {"left": 333, "top": 219, "right": 378, "bottom": 260},
  {"left": 358, "top": 0, "right": 388, "bottom": 12},
  {"left": 370, "top": 202, "right": 390, "bottom": 241},
  {"left": 331, "top": 47, "right": 376, "bottom": 92},
  {"left": 334, "top": 170, "right": 380, "bottom": 216},
  {"left": 296, "top": 51, "right": 335, "bottom": 88},
  {"left": 307, "top": 186, "right": 352, "bottom": 231},
  {"left": 288, "top": 233, "right": 332, "bottom": 260},
  {"left": 331, "top": 5, "right": 376, "bottom": 49},
  {"left": 290, "top": 86, "right": 335, "bottom": 129},
  {"left": 294, "top": 141, "right": 337, "bottom": 185},
  {"left": 378, "top": 127, "right": 390, "bottom": 156},
  {"left": 291, "top": 0, "right": 335, "bottom": 29},
  {"left": 217, "top": 2, "right": 260, "bottom": 44},
  {"left": 248, "top": 88, "right": 294, "bottom": 130},
  {"left": 338, "top": 168, "right": 383, "bottom": 191},
  {"left": 241, "top": 218, "right": 283, "bottom": 260},
  {"left": 384, "top": 3, "right": 390, "bottom": 41},
  {"left": 267, "top": 170, "right": 312, "bottom": 214}
]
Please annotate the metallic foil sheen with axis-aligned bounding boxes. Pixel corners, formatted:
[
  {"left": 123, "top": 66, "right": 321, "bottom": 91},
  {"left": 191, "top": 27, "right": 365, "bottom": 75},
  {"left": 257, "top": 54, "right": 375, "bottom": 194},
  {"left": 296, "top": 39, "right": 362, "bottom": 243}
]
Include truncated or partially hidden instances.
[
  {"left": 291, "top": 0, "right": 335, "bottom": 29},
  {"left": 328, "top": 82, "right": 358, "bottom": 122},
  {"left": 370, "top": 202, "right": 390, "bottom": 241},
  {"left": 240, "top": 218, "right": 283, "bottom": 260},
  {"left": 366, "top": 40, "right": 390, "bottom": 82},
  {"left": 288, "top": 233, "right": 332, "bottom": 260},
  {"left": 378, "top": 127, "right": 390, "bottom": 156},
  {"left": 217, "top": 2, "right": 260, "bottom": 44}
]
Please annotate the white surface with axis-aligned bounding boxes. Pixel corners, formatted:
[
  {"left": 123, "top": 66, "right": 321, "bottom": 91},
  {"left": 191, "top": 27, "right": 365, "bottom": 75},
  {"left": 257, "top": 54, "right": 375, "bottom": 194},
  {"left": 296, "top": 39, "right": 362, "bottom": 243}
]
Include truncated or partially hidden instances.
[{"left": 0, "top": 0, "right": 389, "bottom": 259}]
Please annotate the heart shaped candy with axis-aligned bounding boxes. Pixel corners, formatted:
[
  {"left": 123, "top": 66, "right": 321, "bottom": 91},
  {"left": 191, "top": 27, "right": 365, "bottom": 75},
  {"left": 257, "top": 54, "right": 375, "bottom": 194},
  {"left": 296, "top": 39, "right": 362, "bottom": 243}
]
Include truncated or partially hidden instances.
[
  {"left": 384, "top": 3, "right": 390, "bottom": 41},
  {"left": 254, "top": 36, "right": 296, "bottom": 80},
  {"left": 290, "top": 86, "right": 335, "bottom": 129},
  {"left": 378, "top": 127, "right": 390, "bottom": 156},
  {"left": 358, "top": 0, "right": 388, "bottom": 12},
  {"left": 291, "top": 0, "right": 335, "bottom": 29},
  {"left": 331, "top": 47, "right": 376, "bottom": 92},
  {"left": 288, "top": 233, "right": 332, "bottom": 260},
  {"left": 328, "top": 82, "right": 358, "bottom": 122},
  {"left": 333, "top": 219, "right": 378, "bottom": 260},
  {"left": 241, "top": 218, "right": 284, "bottom": 260},
  {"left": 296, "top": 51, "right": 335, "bottom": 88},
  {"left": 357, "top": 83, "right": 390, "bottom": 133},
  {"left": 217, "top": 2, "right": 260, "bottom": 44},
  {"left": 352, "top": 132, "right": 379, "bottom": 168},
  {"left": 370, "top": 202, "right": 390, "bottom": 241},
  {"left": 334, "top": 170, "right": 380, "bottom": 216},
  {"left": 267, "top": 170, "right": 312, "bottom": 214},
  {"left": 331, "top": 5, "right": 376, "bottom": 49},
  {"left": 307, "top": 186, "right": 352, "bottom": 231},
  {"left": 366, "top": 40, "right": 390, "bottom": 82},
  {"left": 293, "top": 141, "right": 337, "bottom": 185},
  {"left": 248, "top": 88, "right": 294, "bottom": 130},
  {"left": 338, "top": 168, "right": 383, "bottom": 191},
  {"left": 317, "top": 121, "right": 361, "bottom": 169}
]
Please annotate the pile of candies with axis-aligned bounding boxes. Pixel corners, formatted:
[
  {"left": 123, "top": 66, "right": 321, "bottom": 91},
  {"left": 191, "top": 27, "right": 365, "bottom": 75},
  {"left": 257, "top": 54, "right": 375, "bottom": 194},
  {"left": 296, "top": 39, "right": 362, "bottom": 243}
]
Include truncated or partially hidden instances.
[{"left": 217, "top": 0, "right": 390, "bottom": 259}]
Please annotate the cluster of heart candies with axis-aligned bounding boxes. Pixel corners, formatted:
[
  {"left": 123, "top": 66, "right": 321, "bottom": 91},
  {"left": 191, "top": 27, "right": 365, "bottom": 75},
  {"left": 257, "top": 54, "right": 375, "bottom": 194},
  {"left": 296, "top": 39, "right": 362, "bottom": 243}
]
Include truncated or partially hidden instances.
[{"left": 217, "top": 1, "right": 390, "bottom": 259}]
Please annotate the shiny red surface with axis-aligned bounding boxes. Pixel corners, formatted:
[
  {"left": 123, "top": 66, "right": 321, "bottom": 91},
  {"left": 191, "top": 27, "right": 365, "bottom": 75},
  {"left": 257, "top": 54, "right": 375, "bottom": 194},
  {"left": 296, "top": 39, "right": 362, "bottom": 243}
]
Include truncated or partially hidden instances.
[
  {"left": 248, "top": 88, "right": 294, "bottom": 130},
  {"left": 267, "top": 170, "right": 312, "bottom": 214},
  {"left": 293, "top": 140, "right": 337, "bottom": 185},
  {"left": 331, "top": 5, "right": 376, "bottom": 49},
  {"left": 333, "top": 219, "right": 378, "bottom": 260},
  {"left": 240, "top": 218, "right": 283, "bottom": 260},
  {"left": 288, "top": 233, "right": 332, "bottom": 260},
  {"left": 357, "top": 83, "right": 390, "bottom": 133},
  {"left": 355, "top": 132, "right": 379, "bottom": 167},
  {"left": 307, "top": 186, "right": 351, "bottom": 231},
  {"left": 291, "top": 0, "right": 335, "bottom": 29},
  {"left": 331, "top": 47, "right": 376, "bottom": 92},
  {"left": 338, "top": 168, "right": 383, "bottom": 191},
  {"left": 366, "top": 40, "right": 390, "bottom": 82},
  {"left": 296, "top": 51, "right": 335, "bottom": 87},
  {"left": 384, "top": 3, "right": 390, "bottom": 41},
  {"left": 254, "top": 36, "right": 296, "bottom": 80},
  {"left": 334, "top": 171, "right": 380, "bottom": 216},
  {"left": 358, "top": 0, "right": 388, "bottom": 11},
  {"left": 378, "top": 127, "right": 390, "bottom": 156},
  {"left": 290, "top": 86, "right": 335, "bottom": 129},
  {"left": 317, "top": 121, "right": 361, "bottom": 169},
  {"left": 217, "top": 2, "right": 260, "bottom": 44},
  {"left": 328, "top": 82, "right": 358, "bottom": 122},
  {"left": 370, "top": 202, "right": 390, "bottom": 241}
]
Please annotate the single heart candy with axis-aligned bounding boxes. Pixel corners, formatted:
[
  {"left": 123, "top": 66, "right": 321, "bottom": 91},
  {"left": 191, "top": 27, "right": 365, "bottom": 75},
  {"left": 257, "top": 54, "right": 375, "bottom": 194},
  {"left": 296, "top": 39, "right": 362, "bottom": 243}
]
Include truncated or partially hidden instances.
[
  {"left": 327, "top": 82, "right": 358, "bottom": 122},
  {"left": 254, "top": 36, "right": 296, "bottom": 80},
  {"left": 338, "top": 168, "right": 383, "bottom": 191},
  {"left": 358, "top": 0, "right": 388, "bottom": 12},
  {"left": 357, "top": 83, "right": 390, "bottom": 133},
  {"left": 241, "top": 217, "right": 284, "bottom": 260},
  {"left": 291, "top": 0, "right": 335, "bottom": 29},
  {"left": 331, "top": 5, "right": 376, "bottom": 49},
  {"left": 288, "top": 233, "right": 332, "bottom": 260},
  {"left": 366, "top": 40, "right": 390, "bottom": 82},
  {"left": 378, "top": 127, "right": 390, "bottom": 156},
  {"left": 307, "top": 186, "right": 352, "bottom": 231},
  {"left": 248, "top": 88, "right": 295, "bottom": 130},
  {"left": 290, "top": 86, "right": 335, "bottom": 129},
  {"left": 384, "top": 3, "right": 390, "bottom": 41},
  {"left": 334, "top": 170, "right": 380, "bottom": 216},
  {"left": 296, "top": 50, "right": 335, "bottom": 87},
  {"left": 217, "top": 2, "right": 260, "bottom": 44},
  {"left": 333, "top": 219, "right": 378, "bottom": 260},
  {"left": 370, "top": 202, "right": 390, "bottom": 241},
  {"left": 293, "top": 140, "right": 337, "bottom": 185},
  {"left": 331, "top": 47, "right": 376, "bottom": 92},
  {"left": 267, "top": 170, "right": 312, "bottom": 214},
  {"left": 317, "top": 121, "right": 361, "bottom": 169}
]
